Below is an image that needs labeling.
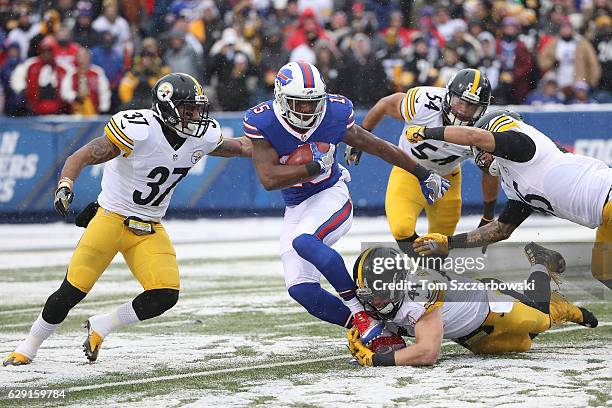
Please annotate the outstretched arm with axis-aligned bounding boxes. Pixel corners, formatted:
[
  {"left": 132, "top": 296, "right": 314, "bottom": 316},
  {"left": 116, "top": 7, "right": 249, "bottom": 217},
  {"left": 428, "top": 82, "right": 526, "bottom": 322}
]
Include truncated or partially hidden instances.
[
  {"left": 60, "top": 136, "right": 121, "bottom": 183},
  {"left": 361, "top": 92, "right": 404, "bottom": 131},
  {"left": 209, "top": 136, "right": 252, "bottom": 157},
  {"left": 393, "top": 309, "right": 444, "bottom": 366}
]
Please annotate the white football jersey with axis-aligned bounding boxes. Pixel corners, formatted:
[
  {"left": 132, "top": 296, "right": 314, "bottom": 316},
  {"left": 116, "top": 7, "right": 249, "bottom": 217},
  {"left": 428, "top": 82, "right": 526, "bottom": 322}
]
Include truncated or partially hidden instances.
[
  {"left": 390, "top": 268, "right": 490, "bottom": 340},
  {"left": 398, "top": 86, "right": 473, "bottom": 175},
  {"left": 98, "top": 109, "right": 222, "bottom": 222},
  {"left": 488, "top": 115, "right": 612, "bottom": 228}
]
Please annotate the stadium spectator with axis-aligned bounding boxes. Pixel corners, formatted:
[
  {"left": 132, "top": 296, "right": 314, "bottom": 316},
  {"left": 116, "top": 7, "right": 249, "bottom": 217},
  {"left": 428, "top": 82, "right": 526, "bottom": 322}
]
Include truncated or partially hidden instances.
[
  {"left": 402, "top": 34, "right": 437, "bottom": 88},
  {"left": 436, "top": 46, "right": 465, "bottom": 86},
  {"left": 92, "top": 0, "right": 131, "bottom": 58},
  {"left": 65, "top": 47, "right": 111, "bottom": 115},
  {"left": 447, "top": 22, "right": 482, "bottom": 67},
  {"left": 336, "top": 33, "right": 389, "bottom": 108},
  {"left": 52, "top": 27, "right": 80, "bottom": 67},
  {"left": 329, "top": 11, "right": 352, "bottom": 50},
  {"left": 118, "top": 49, "right": 169, "bottom": 110},
  {"left": 188, "top": 0, "right": 223, "bottom": 57},
  {"left": 285, "top": 8, "right": 333, "bottom": 51},
  {"left": 208, "top": 51, "right": 254, "bottom": 111},
  {"left": 91, "top": 31, "right": 124, "bottom": 111},
  {"left": 10, "top": 39, "right": 75, "bottom": 115},
  {"left": 591, "top": 15, "right": 612, "bottom": 95},
  {"left": 209, "top": 28, "right": 255, "bottom": 63},
  {"left": 0, "top": 43, "right": 26, "bottom": 116},
  {"left": 568, "top": 80, "right": 597, "bottom": 104},
  {"left": 496, "top": 17, "right": 535, "bottom": 104},
  {"left": 477, "top": 31, "right": 501, "bottom": 90},
  {"left": 258, "top": 25, "right": 289, "bottom": 99},
  {"left": 434, "top": 6, "right": 465, "bottom": 42},
  {"left": 525, "top": 71, "right": 563, "bottom": 105},
  {"left": 27, "top": 10, "right": 62, "bottom": 58},
  {"left": 538, "top": 18, "right": 601, "bottom": 100},
  {"left": 72, "top": 3, "right": 99, "bottom": 50},
  {"left": 5, "top": 11, "right": 37, "bottom": 60},
  {"left": 163, "top": 28, "right": 201, "bottom": 80}
]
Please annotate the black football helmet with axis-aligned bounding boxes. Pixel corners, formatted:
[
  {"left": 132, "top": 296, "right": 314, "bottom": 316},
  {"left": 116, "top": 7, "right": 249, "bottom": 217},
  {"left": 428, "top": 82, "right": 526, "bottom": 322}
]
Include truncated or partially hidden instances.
[
  {"left": 151, "top": 73, "right": 212, "bottom": 137},
  {"left": 353, "top": 246, "right": 407, "bottom": 320},
  {"left": 472, "top": 109, "right": 524, "bottom": 175},
  {"left": 443, "top": 68, "right": 491, "bottom": 126}
]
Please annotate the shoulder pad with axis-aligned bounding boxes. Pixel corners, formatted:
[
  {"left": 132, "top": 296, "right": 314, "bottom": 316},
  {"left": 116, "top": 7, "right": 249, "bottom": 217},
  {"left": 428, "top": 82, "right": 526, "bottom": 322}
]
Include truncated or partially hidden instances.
[
  {"left": 401, "top": 87, "right": 422, "bottom": 123},
  {"left": 327, "top": 94, "right": 354, "bottom": 127},
  {"left": 202, "top": 118, "right": 223, "bottom": 146},
  {"left": 475, "top": 110, "right": 523, "bottom": 131}
]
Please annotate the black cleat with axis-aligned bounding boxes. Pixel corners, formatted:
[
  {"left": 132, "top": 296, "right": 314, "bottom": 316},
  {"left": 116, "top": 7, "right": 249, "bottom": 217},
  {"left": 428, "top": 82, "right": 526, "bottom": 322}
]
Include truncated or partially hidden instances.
[
  {"left": 578, "top": 307, "right": 598, "bottom": 328},
  {"left": 524, "top": 242, "right": 566, "bottom": 284}
]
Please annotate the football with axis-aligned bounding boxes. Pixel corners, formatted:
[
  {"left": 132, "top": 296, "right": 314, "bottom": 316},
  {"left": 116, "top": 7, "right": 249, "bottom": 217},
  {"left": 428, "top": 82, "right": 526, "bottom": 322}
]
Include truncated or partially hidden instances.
[
  {"left": 369, "top": 332, "right": 407, "bottom": 354},
  {"left": 284, "top": 142, "right": 331, "bottom": 165}
]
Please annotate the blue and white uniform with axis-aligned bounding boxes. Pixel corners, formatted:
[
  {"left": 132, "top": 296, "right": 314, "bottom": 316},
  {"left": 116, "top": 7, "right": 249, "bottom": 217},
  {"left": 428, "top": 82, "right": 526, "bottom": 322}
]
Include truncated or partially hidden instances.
[{"left": 244, "top": 95, "right": 355, "bottom": 290}]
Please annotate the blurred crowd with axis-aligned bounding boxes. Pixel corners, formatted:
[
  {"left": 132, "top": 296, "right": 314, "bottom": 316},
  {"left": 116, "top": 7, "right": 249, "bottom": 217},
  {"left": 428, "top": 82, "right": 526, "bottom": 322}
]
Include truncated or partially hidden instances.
[{"left": 0, "top": 0, "right": 610, "bottom": 116}]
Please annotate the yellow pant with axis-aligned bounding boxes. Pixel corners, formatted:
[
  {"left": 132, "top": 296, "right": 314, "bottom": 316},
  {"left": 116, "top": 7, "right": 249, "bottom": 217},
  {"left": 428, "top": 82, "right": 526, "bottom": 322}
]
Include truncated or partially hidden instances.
[
  {"left": 467, "top": 293, "right": 583, "bottom": 354},
  {"left": 593, "top": 201, "right": 612, "bottom": 285},
  {"left": 385, "top": 166, "right": 462, "bottom": 240},
  {"left": 67, "top": 208, "right": 179, "bottom": 293}
]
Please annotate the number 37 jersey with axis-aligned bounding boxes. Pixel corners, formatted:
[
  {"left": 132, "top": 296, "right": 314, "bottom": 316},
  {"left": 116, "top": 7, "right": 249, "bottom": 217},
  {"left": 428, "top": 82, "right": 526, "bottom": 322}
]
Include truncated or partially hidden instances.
[
  {"left": 99, "top": 109, "right": 222, "bottom": 222},
  {"left": 398, "top": 86, "right": 472, "bottom": 175}
]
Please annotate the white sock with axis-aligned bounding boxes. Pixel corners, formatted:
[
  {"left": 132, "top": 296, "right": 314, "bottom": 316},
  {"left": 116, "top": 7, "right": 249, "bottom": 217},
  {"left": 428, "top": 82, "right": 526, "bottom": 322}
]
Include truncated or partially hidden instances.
[
  {"left": 343, "top": 297, "right": 365, "bottom": 315},
  {"left": 530, "top": 264, "right": 548, "bottom": 274},
  {"left": 88, "top": 301, "right": 140, "bottom": 339},
  {"left": 15, "top": 314, "right": 59, "bottom": 359}
]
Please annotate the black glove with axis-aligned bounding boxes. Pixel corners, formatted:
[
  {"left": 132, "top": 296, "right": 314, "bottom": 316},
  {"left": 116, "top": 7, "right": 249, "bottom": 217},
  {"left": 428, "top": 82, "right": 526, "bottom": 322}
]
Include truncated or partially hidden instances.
[
  {"left": 54, "top": 186, "right": 74, "bottom": 217},
  {"left": 344, "top": 145, "right": 362, "bottom": 166}
]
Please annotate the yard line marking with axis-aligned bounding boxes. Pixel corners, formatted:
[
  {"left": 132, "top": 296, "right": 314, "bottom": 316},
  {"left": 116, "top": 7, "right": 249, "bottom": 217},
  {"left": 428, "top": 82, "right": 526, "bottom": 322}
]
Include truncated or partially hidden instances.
[{"left": 63, "top": 322, "right": 610, "bottom": 393}]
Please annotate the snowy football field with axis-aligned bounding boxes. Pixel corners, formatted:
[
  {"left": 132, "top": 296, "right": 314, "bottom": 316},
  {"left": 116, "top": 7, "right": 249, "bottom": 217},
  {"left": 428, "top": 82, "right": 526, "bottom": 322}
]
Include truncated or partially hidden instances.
[{"left": 0, "top": 216, "right": 610, "bottom": 407}]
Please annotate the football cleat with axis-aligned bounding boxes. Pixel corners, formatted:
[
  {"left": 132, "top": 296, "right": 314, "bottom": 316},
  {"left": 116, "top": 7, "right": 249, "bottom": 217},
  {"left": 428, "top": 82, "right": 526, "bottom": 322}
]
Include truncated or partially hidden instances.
[
  {"left": 83, "top": 320, "right": 103, "bottom": 362},
  {"left": 578, "top": 307, "right": 598, "bottom": 328},
  {"left": 3, "top": 351, "right": 31, "bottom": 366},
  {"left": 353, "top": 311, "right": 384, "bottom": 345},
  {"left": 524, "top": 242, "right": 566, "bottom": 285}
]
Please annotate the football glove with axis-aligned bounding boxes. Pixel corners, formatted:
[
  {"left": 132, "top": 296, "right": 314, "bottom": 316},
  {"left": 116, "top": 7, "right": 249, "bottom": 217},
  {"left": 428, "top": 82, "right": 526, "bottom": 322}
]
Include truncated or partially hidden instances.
[
  {"left": 347, "top": 327, "right": 374, "bottom": 367},
  {"left": 54, "top": 186, "right": 74, "bottom": 217},
  {"left": 344, "top": 145, "right": 362, "bottom": 166},
  {"left": 413, "top": 233, "right": 450, "bottom": 257},
  {"left": 405, "top": 125, "right": 426, "bottom": 144},
  {"left": 311, "top": 142, "right": 336, "bottom": 174},
  {"left": 420, "top": 172, "right": 450, "bottom": 205}
]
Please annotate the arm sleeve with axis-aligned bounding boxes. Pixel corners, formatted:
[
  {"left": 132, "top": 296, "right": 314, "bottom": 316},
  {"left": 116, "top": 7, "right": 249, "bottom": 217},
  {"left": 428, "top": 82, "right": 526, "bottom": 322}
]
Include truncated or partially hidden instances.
[
  {"left": 242, "top": 111, "right": 265, "bottom": 140},
  {"left": 491, "top": 130, "right": 536, "bottom": 163},
  {"left": 497, "top": 199, "right": 533, "bottom": 226},
  {"left": 104, "top": 113, "right": 134, "bottom": 157},
  {"left": 399, "top": 87, "right": 420, "bottom": 122}
]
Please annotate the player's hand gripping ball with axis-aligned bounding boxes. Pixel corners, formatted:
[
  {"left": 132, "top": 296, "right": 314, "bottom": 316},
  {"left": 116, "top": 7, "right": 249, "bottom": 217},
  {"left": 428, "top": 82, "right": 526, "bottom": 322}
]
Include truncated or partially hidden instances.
[{"left": 283, "top": 142, "right": 333, "bottom": 182}]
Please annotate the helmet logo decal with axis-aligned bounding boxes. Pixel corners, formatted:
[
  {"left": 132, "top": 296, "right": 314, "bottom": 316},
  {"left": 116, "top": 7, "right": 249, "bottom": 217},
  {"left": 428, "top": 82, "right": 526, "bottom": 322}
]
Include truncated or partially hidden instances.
[
  {"left": 277, "top": 68, "right": 293, "bottom": 86},
  {"left": 157, "top": 82, "right": 174, "bottom": 101}
]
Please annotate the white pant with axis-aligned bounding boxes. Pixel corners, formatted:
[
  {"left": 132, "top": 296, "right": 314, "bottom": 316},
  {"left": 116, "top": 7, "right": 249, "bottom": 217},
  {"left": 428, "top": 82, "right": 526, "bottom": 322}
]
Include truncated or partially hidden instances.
[{"left": 281, "top": 181, "right": 353, "bottom": 289}]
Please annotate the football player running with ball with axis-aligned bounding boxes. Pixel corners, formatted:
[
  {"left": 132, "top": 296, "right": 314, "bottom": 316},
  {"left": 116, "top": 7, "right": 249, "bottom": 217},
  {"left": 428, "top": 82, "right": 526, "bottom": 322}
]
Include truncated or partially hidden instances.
[
  {"left": 244, "top": 61, "right": 450, "bottom": 344},
  {"left": 4, "top": 73, "right": 252, "bottom": 366},
  {"left": 347, "top": 245, "right": 597, "bottom": 367},
  {"left": 407, "top": 110, "right": 612, "bottom": 289},
  {"left": 346, "top": 69, "right": 500, "bottom": 255}
]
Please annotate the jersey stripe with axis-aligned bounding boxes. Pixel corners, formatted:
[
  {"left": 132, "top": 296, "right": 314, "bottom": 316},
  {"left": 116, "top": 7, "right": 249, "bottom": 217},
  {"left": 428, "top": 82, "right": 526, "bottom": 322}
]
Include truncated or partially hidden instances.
[
  {"left": 298, "top": 62, "right": 314, "bottom": 88},
  {"left": 243, "top": 120, "right": 263, "bottom": 139},
  {"left": 423, "top": 289, "right": 446, "bottom": 314},
  {"left": 346, "top": 111, "right": 355, "bottom": 129},
  {"left": 106, "top": 122, "right": 134, "bottom": 150},
  {"left": 495, "top": 121, "right": 518, "bottom": 133},
  {"left": 109, "top": 117, "right": 134, "bottom": 145},
  {"left": 409, "top": 87, "right": 419, "bottom": 119},
  {"left": 489, "top": 115, "right": 508, "bottom": 131},
  {"left": 491, "top": 116, "right": 516, "bottom": 132},
  {"left": 402, "top": 88, "right": 418, "bottom": 121},
  {"left": 104, "top": 126, "right": 133, "bottom": 155},
  {"left": 470, "top": 70, "right": 481, "bottom": 94}
]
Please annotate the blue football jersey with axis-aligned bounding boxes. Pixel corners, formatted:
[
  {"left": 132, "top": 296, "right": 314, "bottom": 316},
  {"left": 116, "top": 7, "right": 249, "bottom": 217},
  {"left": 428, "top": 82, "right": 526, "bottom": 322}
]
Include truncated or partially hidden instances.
[{"left": 244, "top": 94, "right": 355, "bottom": 206}]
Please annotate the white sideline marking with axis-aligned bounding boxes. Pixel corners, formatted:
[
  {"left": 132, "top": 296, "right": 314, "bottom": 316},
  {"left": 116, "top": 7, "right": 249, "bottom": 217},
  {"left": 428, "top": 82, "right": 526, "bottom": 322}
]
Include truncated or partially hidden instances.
[{"left": 64, "top": 322, "right": 610, "bottom": 393}]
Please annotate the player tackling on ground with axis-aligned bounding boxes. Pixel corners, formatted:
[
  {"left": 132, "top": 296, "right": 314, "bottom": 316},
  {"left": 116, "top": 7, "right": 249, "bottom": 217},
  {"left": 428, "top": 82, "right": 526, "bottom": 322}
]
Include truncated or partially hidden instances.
[
  {"left": 244, "top": 61, "right": 450, "bottom": 343},
  {"left": 405, "top": 110, "right": 612, "bottom": 288},
  {"left": 347, "top": 245, "right": 598, "bottom": 367},
  {"left": 4, "top": 73, "right": 251, "bottom": 366}
]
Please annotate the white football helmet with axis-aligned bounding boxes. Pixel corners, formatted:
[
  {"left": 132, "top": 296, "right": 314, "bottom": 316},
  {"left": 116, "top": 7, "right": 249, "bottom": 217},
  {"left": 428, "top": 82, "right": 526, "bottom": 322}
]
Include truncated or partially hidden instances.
[{"left": 274, "top": 61, "right": 326, "bottom": 129}]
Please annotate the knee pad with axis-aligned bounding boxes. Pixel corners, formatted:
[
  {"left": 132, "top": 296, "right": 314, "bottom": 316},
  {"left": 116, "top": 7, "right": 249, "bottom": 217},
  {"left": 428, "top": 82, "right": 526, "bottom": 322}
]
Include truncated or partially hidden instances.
[
  {"left": 42, "top": 278, "right": 87, "bottom": 324},
  {"left": 287, "top": 283, "right": 323, "bottom": 316},
  {"left": 132, "top": 289, "right": 179, "bottom": 321}
]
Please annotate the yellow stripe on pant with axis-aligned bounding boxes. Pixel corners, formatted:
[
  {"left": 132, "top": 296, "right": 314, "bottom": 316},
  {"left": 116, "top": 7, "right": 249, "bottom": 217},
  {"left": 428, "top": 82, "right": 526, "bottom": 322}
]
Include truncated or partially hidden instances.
[
  {"left": 385, "top": 166, "right": 462, "bottom": 240},
  {"left": 67, "top": 208, "right": 179, "bottom": 293},
  {"left": 593, "top": 200, "right": 612, "bottom": 286}
]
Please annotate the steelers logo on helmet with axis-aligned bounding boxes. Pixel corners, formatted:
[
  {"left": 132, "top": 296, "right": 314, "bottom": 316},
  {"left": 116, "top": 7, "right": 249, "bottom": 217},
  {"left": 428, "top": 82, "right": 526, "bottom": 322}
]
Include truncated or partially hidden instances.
[
  {"left": 274, "top": 61, "right": 327, "bottom": 130},
  {"left": 157, "top": 82, "right": 174, "bottom": 101},
  {"left": 353, "top": 246, "right": 407, "bottom": 320},
  {"left": 443, "top": 68, "right": 492, "bottom": 126},
  {"left": 151, "top": 73, "right": 212, "bottom": 138}
]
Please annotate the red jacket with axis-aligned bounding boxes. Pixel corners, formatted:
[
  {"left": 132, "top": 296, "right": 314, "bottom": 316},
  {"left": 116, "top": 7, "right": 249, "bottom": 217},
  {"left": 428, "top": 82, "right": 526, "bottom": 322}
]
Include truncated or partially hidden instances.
[
  {"left": 10, "top": 57, "right": 74, "bottom": 114},
  {"left": 66, "top": 64, "right": 111, "bottom": 114}
]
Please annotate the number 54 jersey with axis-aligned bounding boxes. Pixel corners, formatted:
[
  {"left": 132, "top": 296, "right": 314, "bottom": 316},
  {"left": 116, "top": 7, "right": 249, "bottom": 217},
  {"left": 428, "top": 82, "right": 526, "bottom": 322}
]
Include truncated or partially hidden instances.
[
  {"left": 99, "top": 109, "right": 222, "bottom": 222},
  {"left": 398, "top": 86, "right": 472, "bottom": 175}
]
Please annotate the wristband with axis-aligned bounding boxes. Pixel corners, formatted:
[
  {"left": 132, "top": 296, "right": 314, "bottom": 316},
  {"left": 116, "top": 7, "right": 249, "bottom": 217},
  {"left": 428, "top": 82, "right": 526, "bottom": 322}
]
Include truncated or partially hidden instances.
[
  {"left": 448, "top": 233, "right": 468, "bottom": 249},
  {"left": 306, "top": 161, "right": 322, "bottom": 176},
  {"left": 372, "top": 351, "right": 396, "bottom": 367},
  {"left": 483, "top": 200, "right": 496, "bottom": 219},
  {"left": 423, "top": 127, "right": 445, "bottom": 141},
  {"left": 412, "top": 163, "right": 430, "bottom": 182},
  {"left": 57, "top": 177, "right": 74, "bottom": 191}
]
